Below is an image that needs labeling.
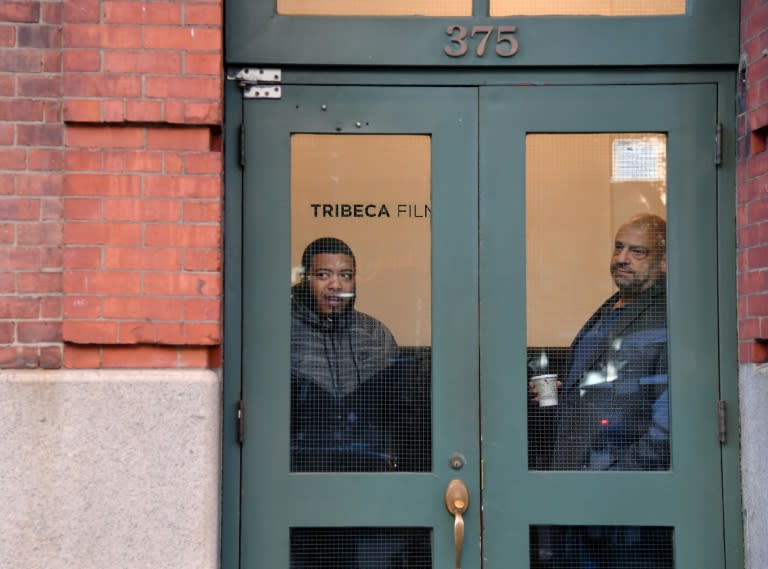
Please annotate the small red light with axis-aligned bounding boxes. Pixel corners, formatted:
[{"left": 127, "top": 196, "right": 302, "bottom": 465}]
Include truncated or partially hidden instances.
[{"left": 600, "top": 418, "right": 610, "bottom": 426}]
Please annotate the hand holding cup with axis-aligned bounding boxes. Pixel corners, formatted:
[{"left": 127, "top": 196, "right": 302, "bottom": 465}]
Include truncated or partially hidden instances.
[{"left": 530, "top": 374, "right": 559, "bottom": 407}]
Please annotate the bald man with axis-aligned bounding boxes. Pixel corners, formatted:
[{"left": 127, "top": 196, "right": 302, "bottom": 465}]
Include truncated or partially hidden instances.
[
  {"left": 553, "top": 213, "right": 668, "bottom": 472},
  {"left": 540, "top": 214, "right": 671, "bottom": 569}
]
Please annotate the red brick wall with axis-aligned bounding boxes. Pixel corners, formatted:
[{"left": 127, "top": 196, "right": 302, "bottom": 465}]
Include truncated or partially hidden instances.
[
  {"left": 1, "top": 0, "right": 223, "bottom": 369},
  {"left": 1, "top": 0, "right": 64, "bottom": 368},
  {"left": 739, "top": 0, "right": 768, "bottom": 363},
  {"left": 4, "top": 0, "right": 760, "bottom": 368}
]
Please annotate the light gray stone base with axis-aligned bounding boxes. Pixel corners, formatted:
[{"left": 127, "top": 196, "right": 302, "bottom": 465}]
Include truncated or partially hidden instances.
[
  {"left": 740, "top": 363, "right": 768, "bottom": 569},
  {"left": 3, "top": 365, "right": 765, "bottom": 568},
  {"left": 0, "top": 369, "right": 221, "bottom": 569}
]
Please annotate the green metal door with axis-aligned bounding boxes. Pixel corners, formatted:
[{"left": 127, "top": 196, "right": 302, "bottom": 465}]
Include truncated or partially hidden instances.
[
  {"left": 237, "top": 82, "right": 728, "bottom": 568},
  {"left": 240, "top": 86, "right": 481, "bottom": 568},
  {"left": 479, "top": 84, "right": 725, "bottom": 568}
]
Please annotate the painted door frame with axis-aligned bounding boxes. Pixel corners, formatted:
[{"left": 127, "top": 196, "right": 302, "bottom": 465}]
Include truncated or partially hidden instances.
[
  {"left": 223, "top": 1, "right": 738, "bottom": 67},
  {"left": 221, "top": 69, "right": 741, "bottom": 569}
]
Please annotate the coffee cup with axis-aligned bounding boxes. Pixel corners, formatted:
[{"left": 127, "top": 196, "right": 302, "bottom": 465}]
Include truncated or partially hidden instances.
[{"left": 532, "top": 374, "right": 558, "bottom": 407}]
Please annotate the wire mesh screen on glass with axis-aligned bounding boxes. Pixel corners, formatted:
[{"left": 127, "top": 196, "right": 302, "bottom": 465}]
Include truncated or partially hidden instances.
[
  {"left": 290, "top": 135, "right": 432, "bottom": 473},
  {"left": 526, "top": 134, "right": 669, "bottom": 473},
  {"left": 291, "top": 528, "right": 432, "bottom": 569},
  {"left": 530, "top": 526, "right": 674, "bottom": 569}
]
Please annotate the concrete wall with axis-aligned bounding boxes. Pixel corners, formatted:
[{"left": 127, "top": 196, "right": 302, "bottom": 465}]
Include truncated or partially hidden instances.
[
  {"left": 0, "top": 369, "right": 221, "bottom": 569},
  {"left": 739, "top": 365, "right": 768, "bottom": 569}
]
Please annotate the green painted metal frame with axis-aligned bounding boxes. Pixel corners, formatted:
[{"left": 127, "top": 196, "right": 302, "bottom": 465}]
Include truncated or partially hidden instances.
[
  {"left": 222, "top": 78, "right": 244, "bottom": 569},
  {"left": 478, "top": 81, "right": 740, "bottom": 568},
  {"left": 224, "top": 1, "right": 738, "bottom": 67},
  {"left": 715, "top": 72, "right": 742, "bottom": 569},
  {"left": 235, "top": 85, "right": 481, "bottom": 568},
  {"left": 221, "top": 69, "right": 741, "bottom": 569}
]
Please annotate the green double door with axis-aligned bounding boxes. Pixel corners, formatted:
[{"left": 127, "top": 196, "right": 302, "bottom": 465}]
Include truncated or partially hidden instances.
[{"left": 239, "top": 82, "right": 728, "bottom": 568}]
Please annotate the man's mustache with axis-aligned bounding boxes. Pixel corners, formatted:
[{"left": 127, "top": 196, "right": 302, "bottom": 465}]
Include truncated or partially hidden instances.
[{"left": 611, "top": 263, "right": 634, "bottom": 273}]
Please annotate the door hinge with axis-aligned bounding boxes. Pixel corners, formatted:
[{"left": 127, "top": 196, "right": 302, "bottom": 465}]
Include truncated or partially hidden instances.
[
  {"left": 227, "top": 68, "right": 282, "bottom": 99},
  {"left": 714, "top": 123, "right": 723, "bottom": 166},
  {"left": 239, "top": 123, "right": 245, "bottom": 167},
  {"left": 237, "top": 399, "right": 245, "bottom": 445},
  {"left": 717, "top": 400, "right": 727, "bottom": 444}
]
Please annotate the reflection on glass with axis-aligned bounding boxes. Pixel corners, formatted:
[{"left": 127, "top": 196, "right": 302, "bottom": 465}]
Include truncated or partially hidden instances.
[
  {"left": 530, "top": 525, "right": 673, "bottom": 569},
  {"left": 526, "top": 134, "right": 669, "bottom": 473},
  {"left": 290, "top": 135, "right": 432, "bottom": 473},
  {"left": 491, "top": 0, "right": 685, "bottom": 16},
  {"left": 291, "top": 528, "right": 432, "bottom": 569},
  {"left": 278, "top": 0, "right": 471, "bottom": 16}
]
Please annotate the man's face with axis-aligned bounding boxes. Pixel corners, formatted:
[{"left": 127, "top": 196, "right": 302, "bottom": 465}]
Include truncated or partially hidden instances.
[
  {"left": 610, "top": 224, "right": 666, "bottom": 295},
  {"left": 307, "top": 253, "right": 356, "bottom": 315}
]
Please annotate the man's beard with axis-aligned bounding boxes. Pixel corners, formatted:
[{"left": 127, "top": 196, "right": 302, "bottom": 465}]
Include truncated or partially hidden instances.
[{"left": 611, "top": 265, "right": 642, "bottom": 293}]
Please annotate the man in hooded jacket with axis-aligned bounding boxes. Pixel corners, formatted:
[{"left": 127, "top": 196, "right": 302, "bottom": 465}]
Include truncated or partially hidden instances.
[
  {"left": 289, "top": 237, "right": 432, "bottom": 568},
  {"left": 290, "top": 237, "right": 400, "bottom": 473},
  {"left": 291, "top": 237, "right": 397, "bottom": 398}
]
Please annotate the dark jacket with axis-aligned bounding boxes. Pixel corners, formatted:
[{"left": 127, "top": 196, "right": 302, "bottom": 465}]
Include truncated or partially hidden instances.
[
  {"left": 554, "top": 281, "right": 669, "bottom": 471},
  {"left": 290, "top": 282, "right": 403, "bottom": 471},
  {"left": 290, "top": 283, "right": 397, "bottom": 396}
]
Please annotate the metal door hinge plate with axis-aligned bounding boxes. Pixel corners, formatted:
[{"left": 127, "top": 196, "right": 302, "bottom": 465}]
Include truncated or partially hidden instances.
[
  {"left": 714, "top": 123, "right": 723, "bottom": 166},
  {"left": 717, "top": 400, "right": 727, "bottom": 444},
  {"left": 227, "top": 68, "right": 282, "bottom": 99},
  {"left": 237, "top": 399, "right": 245, "bottom": 445}
]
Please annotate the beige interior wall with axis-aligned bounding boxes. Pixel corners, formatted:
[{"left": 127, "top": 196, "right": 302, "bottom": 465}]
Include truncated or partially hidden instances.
[
  {"left": 526, "top": 134, "right": 667, "bottom": 347},
  {"left": 491, "top": 0, "right": 685, "bottom": 16},
  {"left": 291, "top": 133, "right": 665, "bottom": 349},
  {"left": 278, "top": 0, "right": 683, "bottom": 17},
  {"left": 291, "top": 134, "right": 432, "bottom": 347},
  {"left": 278, "top": 0, "right": 471, "bottom": 16}
]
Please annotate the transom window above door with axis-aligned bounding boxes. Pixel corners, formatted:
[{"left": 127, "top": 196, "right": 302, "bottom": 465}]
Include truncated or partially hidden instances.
[
  {"left": 277, "top": 0, "right": 685, "bottom": 17},
  {"left": 225, "top": 0, "right": 735, "bottom": 67}
]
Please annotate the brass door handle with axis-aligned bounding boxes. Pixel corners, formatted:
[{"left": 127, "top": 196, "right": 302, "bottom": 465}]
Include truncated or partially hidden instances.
[{"left": 444, "top": 479, "right": 470, "bottom": 569}]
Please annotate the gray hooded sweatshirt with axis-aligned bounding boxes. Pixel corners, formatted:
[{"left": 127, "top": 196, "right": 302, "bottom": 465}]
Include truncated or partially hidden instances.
[{"left": 291, "top": 283, "right": 397, "bottom": 397}]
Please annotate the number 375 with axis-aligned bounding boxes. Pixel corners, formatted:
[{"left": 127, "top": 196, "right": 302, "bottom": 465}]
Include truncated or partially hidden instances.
[{"left": 443, "top": 25, "right": 519, "bottom": 58}]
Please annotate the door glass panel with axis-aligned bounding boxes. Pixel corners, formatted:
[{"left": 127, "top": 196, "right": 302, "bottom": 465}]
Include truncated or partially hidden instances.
[
  {"left": 526, "top": 133, "right": 669, "bottom": 472},
  {"left": 530, "top": 525, "right": 674, "bottom": 568},
  {"left": 491, "top": 0, "right": 685, "bottom": 16},
  {"left": 277, "top": 0, "right": 471, "bottom": 16},
  {"left": 290, "top": 134, "right": 432, "bottom": 473},
  {"left": 291, "top": 528, "right": 432, "bottom": 568}
]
